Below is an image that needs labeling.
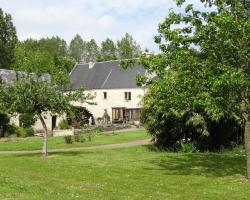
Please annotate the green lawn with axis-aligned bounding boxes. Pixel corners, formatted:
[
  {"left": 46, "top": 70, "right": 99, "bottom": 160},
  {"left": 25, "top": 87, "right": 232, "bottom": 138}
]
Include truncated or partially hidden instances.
[
  {"left": 0, "top": 130, "right": 149, "bottom": 151},
  {"left": 0, "top": 145, "right": 249, "bottom": 200}
]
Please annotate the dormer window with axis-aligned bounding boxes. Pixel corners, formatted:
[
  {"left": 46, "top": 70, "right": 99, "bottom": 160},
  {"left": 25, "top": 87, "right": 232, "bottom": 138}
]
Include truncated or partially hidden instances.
[
  {"left": 125, "top": 92, "right": 131, "bottom": 101},
  {"left": 103, "top": 92, "right": 107, "bottom": 99}
]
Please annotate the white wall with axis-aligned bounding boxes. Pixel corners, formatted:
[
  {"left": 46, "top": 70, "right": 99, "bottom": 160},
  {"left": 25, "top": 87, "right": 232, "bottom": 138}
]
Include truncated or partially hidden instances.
[
  {"left": 73, "top": 88, "right": 146, "bottom": 120},
  {"left": 9, "top": 88, "right": 146, "bottom": 131},
  {"left": 10, "top": 113, "right": 64, "bottom": 132}
]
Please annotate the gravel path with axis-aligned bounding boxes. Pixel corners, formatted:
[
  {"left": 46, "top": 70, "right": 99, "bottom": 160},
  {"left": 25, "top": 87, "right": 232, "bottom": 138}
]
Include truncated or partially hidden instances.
[{"left": 0, "top": 138, "right": 152, "bottom": 155}]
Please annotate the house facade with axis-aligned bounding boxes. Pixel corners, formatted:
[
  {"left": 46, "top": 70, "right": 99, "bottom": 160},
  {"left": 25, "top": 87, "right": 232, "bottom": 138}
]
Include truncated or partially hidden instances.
[
  {"left": 70, "top": 60, "right": 146, "bottom": 124},
  {"left": 0, "top": 60, "right": 146, "bottom": 130}
]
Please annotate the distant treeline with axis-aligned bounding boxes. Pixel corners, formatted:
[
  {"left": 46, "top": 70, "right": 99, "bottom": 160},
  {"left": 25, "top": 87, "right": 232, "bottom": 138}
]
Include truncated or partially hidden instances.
[{"left": 0, "top": 7, "right": 143, "bottom": 73}]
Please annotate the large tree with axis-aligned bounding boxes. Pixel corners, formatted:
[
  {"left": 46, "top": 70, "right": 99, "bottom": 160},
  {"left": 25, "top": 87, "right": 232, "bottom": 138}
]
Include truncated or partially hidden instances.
[
  {"left": 85, "top": 39, "right": 100, "bottom": 62},
  {"left": 14, "top": 37, "right": 75, "bottom": 73},
  {"left": 100, "top": 38, "right": 117, "bottom": 61},
  {"left": 0, "top": 8, "right": 18, "bottom": 69},
  {"left": 69, "top": 34, "right": 85, "bottom": 63},
  {"left": 134, "top": 0, "right": 250, "bottom": 178},
  {"left": 117, "top": 33, "right": 141, "bottom": 59}
]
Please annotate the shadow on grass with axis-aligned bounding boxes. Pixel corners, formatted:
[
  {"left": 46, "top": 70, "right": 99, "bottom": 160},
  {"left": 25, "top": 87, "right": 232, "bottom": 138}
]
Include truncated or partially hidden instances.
[
  {"left": 145, "top": 146, "right": 246, "bottom": 177},
  {"left": 48, "top": 151, "right": 96, "bottom": 157},
  {"left": 0, "top": 150, "right": 97, "bottom": 158}
]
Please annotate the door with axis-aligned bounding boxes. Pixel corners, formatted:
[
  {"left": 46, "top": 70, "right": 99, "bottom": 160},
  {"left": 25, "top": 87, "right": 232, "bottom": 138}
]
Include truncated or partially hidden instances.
[{"left": 52, "top": 115, "right": 57, "bottom": 130}]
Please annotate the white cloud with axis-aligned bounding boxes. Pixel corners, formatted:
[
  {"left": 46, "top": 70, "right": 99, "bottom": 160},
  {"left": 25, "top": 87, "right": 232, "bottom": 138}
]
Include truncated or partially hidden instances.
[
  {"left": 98, "top": 15, "right": 116, "bottom": 30},
  {"left": 0, "top": 0, "right": 210, "bottom": 52}
]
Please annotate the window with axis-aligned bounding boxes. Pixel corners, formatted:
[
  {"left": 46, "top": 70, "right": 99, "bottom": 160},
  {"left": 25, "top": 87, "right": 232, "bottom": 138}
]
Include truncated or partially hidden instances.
[
  {"left": 103, "top": 92, "right": 107, "bottom": 99},
  {"left": 125, "top": 92, "right": 131, "bottom": 101}
]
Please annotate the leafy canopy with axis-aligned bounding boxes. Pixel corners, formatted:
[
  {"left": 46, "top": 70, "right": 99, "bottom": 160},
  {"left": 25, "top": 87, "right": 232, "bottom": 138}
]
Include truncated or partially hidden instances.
[
  {"left": 0, "top": 8, "right": 18, "bottom": 69},
  {"left": 14, "top": 37, "right": 75, "bottom": 73},
  {"left": 117, "top": 33, "right": 141, "bottom": 59},
  {"left": 139, "top": 0, "right": 249, "bottom": 126}
]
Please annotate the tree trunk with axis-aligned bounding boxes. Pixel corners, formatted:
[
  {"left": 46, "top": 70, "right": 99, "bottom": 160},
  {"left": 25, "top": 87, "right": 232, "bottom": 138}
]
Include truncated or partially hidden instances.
[
  {"left": 245, "top": 116, "right": 250, "bottom": 179},
  {"left": 38, "top": 114, "right": 48, "bottom": 157}
]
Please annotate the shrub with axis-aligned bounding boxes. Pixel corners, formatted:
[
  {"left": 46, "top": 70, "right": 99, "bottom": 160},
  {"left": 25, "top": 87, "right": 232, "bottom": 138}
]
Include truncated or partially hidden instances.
[
  {"left": 141, "top": 105, "right": 244, "bottom": 151},
  {"left": 59, "top": 119, "right": 70, "bottom": 130},
  {"left": 5, "top": 125, "right": 16, "bottom": 137},
  {"left": 74, "top": 134, "right": 80, "bottom": 142},
  {"left": 25, "top": 127, "right": 35, "bottom": 137},
  {"left": 0, "top": 113, "right": 10, "bottom": 137},
  {"left": 0, "top": 113, "right": 10, "bottom": 126},
  {"left": 17, "top": 127, "right": 26, "bottom": 137},
  {"left": 74, "top": 134, "right": 92, "bottom": 143},
  {"left": 92, "top": 125, "right": 104, "bottom": 133},
  {"left": 74, "top": 134, "right": 82, "bottom": 142},
  {"left": 81, "top": 124, "right": 90, "bottom": 129},
  {"left": 176, "top": 139, "right": 197, "bottom": 153},
  {"left": 6, "top": 125, "right": 25, "bottom": 137},
  {"left": 87, "top": 134, "right": 93, "bottom": 142},
  {"left": 19, "top": 113, "right": 36, "bottom": 128},
  {"left": 64, "top": 135, "right": 73, "bottom": 144},
  {"left": 79, "top": 135, "right": 86, "bottom": 143}
]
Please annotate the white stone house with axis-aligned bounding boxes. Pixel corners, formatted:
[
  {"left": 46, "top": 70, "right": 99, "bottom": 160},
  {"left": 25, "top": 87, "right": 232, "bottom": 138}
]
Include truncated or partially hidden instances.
[
  {"left": 0, "top": 60, "right": 146, "bottom": 130},
  {"left": 69, "top": 60, "right": 147, "bottom": 124}
]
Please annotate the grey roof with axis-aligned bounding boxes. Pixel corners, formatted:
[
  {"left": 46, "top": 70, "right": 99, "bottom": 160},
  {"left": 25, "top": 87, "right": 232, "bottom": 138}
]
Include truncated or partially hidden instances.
[
  {"left": 70, "top": 60, "right": 146, "bottom": 90},
  {"left": 0, "top": 69, "right": 51, "bottom": 82}
]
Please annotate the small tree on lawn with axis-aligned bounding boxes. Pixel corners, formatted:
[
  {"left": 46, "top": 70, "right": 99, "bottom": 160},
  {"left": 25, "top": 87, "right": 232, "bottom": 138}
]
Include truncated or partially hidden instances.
[
  {"left": 0, "top": 39, "right": 94, "bottom": 156},
  {"left": 0, "top": 73, "right": 93, "bottom": 156}
]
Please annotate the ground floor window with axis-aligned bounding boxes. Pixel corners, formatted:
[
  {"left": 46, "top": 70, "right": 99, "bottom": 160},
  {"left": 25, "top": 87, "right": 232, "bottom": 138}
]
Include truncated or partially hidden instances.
[{"left": 112, "top": 107, "right": 141, "bottom": 123}]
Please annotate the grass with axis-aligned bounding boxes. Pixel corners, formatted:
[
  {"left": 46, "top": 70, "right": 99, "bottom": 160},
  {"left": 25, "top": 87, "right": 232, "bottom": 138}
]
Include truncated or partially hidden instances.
[
  {"left": 0, "top": 130, "right": 149, "bottom": 151},
  {"left": 0, "top": 145, "right": 249, "bottom": 200}
]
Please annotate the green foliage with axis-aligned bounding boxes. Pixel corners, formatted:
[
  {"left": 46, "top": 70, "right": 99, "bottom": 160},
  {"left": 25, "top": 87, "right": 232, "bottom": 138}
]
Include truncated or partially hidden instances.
[
  {"left": 0, "top": 73, "right": 93, "bottom": 118},
  {"left": 0, "top": 8, "right": 18, "bottom": 69},
  {"left": 177, "top": 139, "right": 197, "bottom": 153},
  {"left": 13, "top": 37, "right": 75, "bottom": 73},
  {"left": 92, "top": 125, "right": 105, "bottom": 133},
  {"left": 69, "top": 34, "right": 142, "bottom": 63},
  {"left": 19, "top": 113, "right": 36, "bottom": 128},
  {"left": 81, "top": 125, "right": 105, "bottom": 134},
  {"left": 117, "top": 33, "right": 141, "bottom": 59},
  {"left": 58, "top": 119, "right": 70, "bottom": 130},
  {"left": 7, "top": 125, "right": 35, "bottom": 138},
  {"left": 64, "top": 135, "right": 73, "bottom": 144},
  {"left": 24, "top": 127, "right": 35, "bottom": 137},
  {"left": 69, "top": 34, "right": 85, "bottom": 63},
  {"left": 13, "top": 43, "right": 54, "bottom": 73},
  {"left": 6, "top": 125, "right": 25, "bottom": 137},
  {"left": 69, "top": 36, "right": 102, "bottom": 63},
  {"left": 85, "top": 39, "right": 100, "bottom": 62},
  {"left": 74, "top": 134, "right": 83, "bottom": 143},
  {"left": 100, "top": 38, "right": 117, "bottom": 61},
  {"left": 5, "top": 125, "right": 17, "bottom": 137},
  {"left": 0, "top": 57, "right": 94, "bottom": 154},
  {"left": 0, "top": 113, "right": 10, "bottom": 125},
  {"left": 136, "top": 0, "right": 249, "bottom": 152},
  {"left": 71, "top": 133, "right": 93, "bottom": 144}
]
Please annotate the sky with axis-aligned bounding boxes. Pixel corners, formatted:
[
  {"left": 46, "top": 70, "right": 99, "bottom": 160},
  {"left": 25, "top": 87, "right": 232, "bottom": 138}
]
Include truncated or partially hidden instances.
[{"left": 0, "top": 0, "right": 208, "bottom": 52}]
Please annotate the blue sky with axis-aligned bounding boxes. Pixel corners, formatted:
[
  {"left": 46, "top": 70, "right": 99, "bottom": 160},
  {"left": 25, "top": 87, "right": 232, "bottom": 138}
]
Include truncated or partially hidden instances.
[{"left": 0, "top": 0, "right": 207, "bottom": 52}]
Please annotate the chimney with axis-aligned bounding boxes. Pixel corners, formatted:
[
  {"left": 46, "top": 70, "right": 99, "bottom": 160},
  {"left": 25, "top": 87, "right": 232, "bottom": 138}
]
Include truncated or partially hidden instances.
[{"left": 89, "top": 61, "right": 95, "bottom": 69}]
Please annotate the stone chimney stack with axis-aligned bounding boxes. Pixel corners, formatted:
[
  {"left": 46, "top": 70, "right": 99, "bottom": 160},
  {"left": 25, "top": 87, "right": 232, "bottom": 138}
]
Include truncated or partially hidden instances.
[{"left": 89, "top": 61, "right": 95, "bottom": 69}]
